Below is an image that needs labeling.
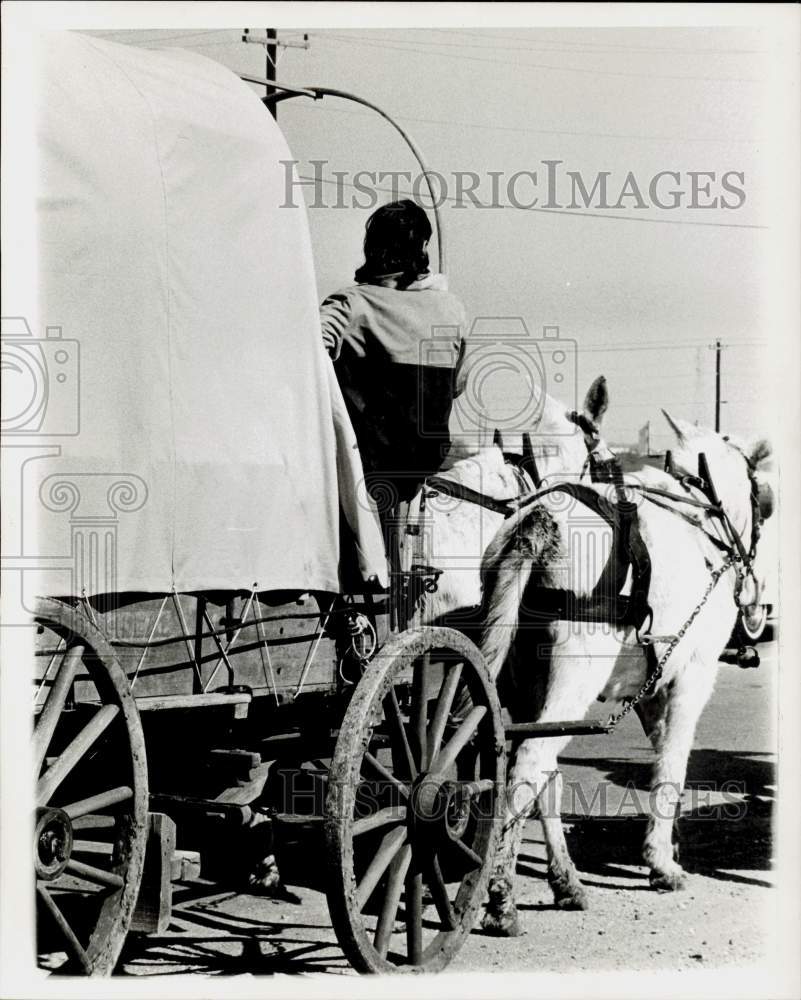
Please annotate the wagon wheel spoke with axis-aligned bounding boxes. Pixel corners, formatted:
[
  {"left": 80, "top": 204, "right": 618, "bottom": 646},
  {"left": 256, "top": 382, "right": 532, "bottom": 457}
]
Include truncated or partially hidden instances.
[
  {"left": 405, "top": 864, "right": 424, "bottom": 965},
  {"left": 373, "top": 844, "right": 412, "bottom": 959},
  {"left": 62, "top": 785, "right": 133, "bottom": 820},
  {"left": 64, "top": 859, "right": 124, "bottom": 890},
  {"left": 451, "top": 777, "right": 495, "bottom": 800},
  {"left": 33, "top": 599, "right": 148, "bottom": 976},
  {"left": 36, "top": 704, "right": 119, "bottom": 806},
  {"left": 326, "top": 627, "right": 505, "bottom": 974},
  {"left": 423, "top": 853, "right": 457, "bottom": 931},
  {"left": 383, "top": 689, "right": 417, "bottom": 781},
  {"left": 72, "top": 840, "right": 114, "bottom": 856},
  {"left": 71, "top": 814, "right": 116, "bottom": 833},
  {"left": 428, "top": 706, "right": 487, "bottom": 779},
  {"left": 427, "top": 660, "right": 463, "bottom": 766},
  {"left": 448, "top": 836, "right": 483, "bottom": 871},
  {"left": 410, "top": 654, "right": 429, "bottom": 770},
  {"left": 32, "top": 645, "right": 84, "bottom": 774},
  {"left": 362, "top": 751, "right": 410, "bottom": 799},
  {"left": 36, "top": 885, "right": 90, "bottom": 973},
  {"left": 352, "top": 805, "right": 406, "bottom": 837},
  {"left": 354, "top": 825, "right": 408, "bottom": 912}
]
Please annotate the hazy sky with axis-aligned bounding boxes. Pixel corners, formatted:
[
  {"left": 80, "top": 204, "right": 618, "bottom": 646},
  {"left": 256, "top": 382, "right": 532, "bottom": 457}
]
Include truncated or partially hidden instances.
[{"left": 85, "top": 25, "right": 772, "bottom": 449}]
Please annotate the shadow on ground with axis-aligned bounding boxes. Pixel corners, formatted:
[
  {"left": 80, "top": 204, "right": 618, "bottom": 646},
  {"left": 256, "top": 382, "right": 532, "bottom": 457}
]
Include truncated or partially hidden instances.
[
  {"left": 516, "top": 749, "right": 773, "bottom": 893},
  {"left": 117, "top": 749, "right": 774, "bottom": 973}
]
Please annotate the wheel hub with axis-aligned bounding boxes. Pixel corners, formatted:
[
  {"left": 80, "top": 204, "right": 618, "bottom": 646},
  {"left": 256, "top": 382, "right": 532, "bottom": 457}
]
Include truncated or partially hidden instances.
[
  {"left": 35, "top": 807, "right": 73, "bottom": 881},
  {"left": 410, "top": 776, "right": 471, "bottom": 845}
]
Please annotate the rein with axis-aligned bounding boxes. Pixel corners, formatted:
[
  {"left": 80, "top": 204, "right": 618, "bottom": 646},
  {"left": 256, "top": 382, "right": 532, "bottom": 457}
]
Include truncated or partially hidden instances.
[
  {"left": 426, "top": 410, "right": 603, "bottom": 516},
  {"left": 424, "top": 476, "right": 519, "bottom": 517}
]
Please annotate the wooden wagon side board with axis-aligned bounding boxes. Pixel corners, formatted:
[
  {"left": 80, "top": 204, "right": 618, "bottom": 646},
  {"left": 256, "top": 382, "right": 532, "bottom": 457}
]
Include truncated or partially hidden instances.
[{"left": 37, "top": 591, "right": 390, "bottom": 706}]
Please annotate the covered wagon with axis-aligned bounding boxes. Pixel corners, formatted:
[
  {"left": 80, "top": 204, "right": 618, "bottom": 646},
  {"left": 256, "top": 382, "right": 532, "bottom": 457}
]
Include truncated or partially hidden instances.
[{"left": 25, "top": 32, "right": 505, "bottom": 975}]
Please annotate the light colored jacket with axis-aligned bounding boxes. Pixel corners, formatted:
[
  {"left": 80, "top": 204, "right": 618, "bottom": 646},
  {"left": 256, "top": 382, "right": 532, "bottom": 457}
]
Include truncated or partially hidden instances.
[{"left": 320, "top": 273, "right": 467, "bottom": 500}]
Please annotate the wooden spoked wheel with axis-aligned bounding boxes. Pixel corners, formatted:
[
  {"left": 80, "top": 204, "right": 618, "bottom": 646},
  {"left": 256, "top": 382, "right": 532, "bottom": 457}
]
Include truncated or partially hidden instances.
[
  {"left": 325, "top": 627, "right": 505, "bottom": 974},
  {"left": 33, "top": 598, "right": 148, "bottom": 975}
]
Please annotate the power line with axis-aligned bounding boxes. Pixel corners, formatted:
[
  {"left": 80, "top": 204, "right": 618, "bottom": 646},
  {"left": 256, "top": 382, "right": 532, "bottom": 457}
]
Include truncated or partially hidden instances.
[
  {"left": 593, "top": 372, "right": 707, "bottom": 381},
  {"left": 90, "top": 29, "right": 234, "bottom": 44},
  {"left": 296, "top": 174, "right": 767, "bottom": 230},
  {"left": 591, "top": 365, "right": 761, "bottom": 378},
  {"left": 611, "top": 400, "right": 708, "bottom": 408},
  {"left": 311, "top": 33, "right": 760, "bottom": 83},
  {"left": 89, "top": 26, "right": 766, "bottom": 58},
  {"left": 425, "top": 27, "right": 768, "bottom": 56},
  {"left": 353, "top": 29, "right": 767, "bottom": 58},
  {"left": 578, "top": 339, "right": 761, "bottom": 349},
  {"left": 141, "top": 39, "right": 242, "bottom": 50},
  {"left": 286, "top": 99, "right": 755, "bottom": 146},
  {"left": 578, "top": 341, "right": 766, "bottom": 352}
]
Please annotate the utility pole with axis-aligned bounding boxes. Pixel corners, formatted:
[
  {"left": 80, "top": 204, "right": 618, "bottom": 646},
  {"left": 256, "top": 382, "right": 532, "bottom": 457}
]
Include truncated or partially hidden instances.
[
  {"left": 714, "top": 339, "right": 722, "bottom": 432},
  {"left": 241, "top": 30, "right": 310, "bottom": 122},
  {"left": 265, "top": 28, "right": 277, "bottom": 117}
]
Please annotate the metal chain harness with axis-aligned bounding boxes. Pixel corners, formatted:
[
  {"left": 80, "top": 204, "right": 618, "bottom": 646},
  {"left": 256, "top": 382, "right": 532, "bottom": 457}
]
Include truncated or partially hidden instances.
[{"left": 606, "top": 554, "right": 736, "bottom": 729}]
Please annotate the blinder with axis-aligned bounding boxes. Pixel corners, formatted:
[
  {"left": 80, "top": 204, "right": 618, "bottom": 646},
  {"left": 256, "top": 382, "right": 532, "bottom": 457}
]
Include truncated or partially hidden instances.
[{"left": 756, "top": 480, "right": 774, "bottom": 522}]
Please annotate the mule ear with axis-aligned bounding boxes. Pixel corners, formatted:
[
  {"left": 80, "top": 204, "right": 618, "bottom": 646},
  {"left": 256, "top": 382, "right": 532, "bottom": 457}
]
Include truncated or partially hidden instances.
[
  {"left": 583, "top": 376, "right": 608, "bottom": 425},
  {"left": 661, "top": 409, "right": 698, "bottom": 442},
  {"left": 749, "top": 438, "right": 772, "bottom": 467}
]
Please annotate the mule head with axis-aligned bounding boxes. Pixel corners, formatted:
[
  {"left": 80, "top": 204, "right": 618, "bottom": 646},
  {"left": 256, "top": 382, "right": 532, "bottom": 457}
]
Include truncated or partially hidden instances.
[
  {"left": 662, "top": 410, "right": 774, "bottom": 604},
  {"left": 562, "top": 376, "right": 608, "bottom": 445},
  {"left": 662, "top": 411, "right": 772, "bottom": 484},
  {"left": 441, "top": 376, "right": 614, "bottom": 498},
  {"left": 532, "top": 375, "right": 613, "bottom": 479}
]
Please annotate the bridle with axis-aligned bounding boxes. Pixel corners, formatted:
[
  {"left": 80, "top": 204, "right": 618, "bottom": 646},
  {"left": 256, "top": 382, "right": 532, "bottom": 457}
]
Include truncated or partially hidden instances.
[{"left": 618, "top": 442, "right": 764, "bottom": 607}]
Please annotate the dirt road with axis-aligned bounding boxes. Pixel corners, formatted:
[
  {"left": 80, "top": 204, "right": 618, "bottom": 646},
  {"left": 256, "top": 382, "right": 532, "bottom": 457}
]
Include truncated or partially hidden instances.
[{"left": 119, "top": 642, "right": 776, "bottom": 977}]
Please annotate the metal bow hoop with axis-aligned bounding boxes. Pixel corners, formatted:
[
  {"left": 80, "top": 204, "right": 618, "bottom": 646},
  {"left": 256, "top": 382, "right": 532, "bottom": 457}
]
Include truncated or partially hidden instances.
[{"left": 244, "top": 75, "right": 446, "bottom": 275}]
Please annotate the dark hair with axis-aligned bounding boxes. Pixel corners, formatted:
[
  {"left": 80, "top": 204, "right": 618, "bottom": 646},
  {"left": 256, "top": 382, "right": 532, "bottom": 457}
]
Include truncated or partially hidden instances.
[{"left": 354, "top": 199, "right": 432, "bottom": 287}]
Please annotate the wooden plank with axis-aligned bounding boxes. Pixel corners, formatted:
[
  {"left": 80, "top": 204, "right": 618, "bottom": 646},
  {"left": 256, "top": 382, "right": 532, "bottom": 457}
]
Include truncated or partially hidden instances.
[
  {"left": 131, "top": 812, "right": 176, "bottom": 935},
  {"left": 97, "top": 593, "right": 343, "bottom": 701},
  {"left": 135, "top": 691, "right": 251, "bottom": 711},
  {"left": 148, "top": 792, "right": 252, "bottom": 826},
  {"left": 214, "top": 762, "right": 272, "bottom": 806}
]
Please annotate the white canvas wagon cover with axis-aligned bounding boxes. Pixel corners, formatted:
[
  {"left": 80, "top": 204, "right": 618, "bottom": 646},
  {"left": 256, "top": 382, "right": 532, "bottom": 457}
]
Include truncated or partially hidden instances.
[{"left": 30, "top": 31, "right": 386, "bottom": 597}]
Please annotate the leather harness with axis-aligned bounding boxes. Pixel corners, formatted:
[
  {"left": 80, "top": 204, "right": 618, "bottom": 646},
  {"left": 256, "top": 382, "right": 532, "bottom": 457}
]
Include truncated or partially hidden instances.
[
  {"left": 426, "top": 452, "right": 654, "bottom": 634},
  {"left": 424, "top": 443, "right": 762, "bottom": 670},
  {"left": 517, "top": 479, "right": 653, "bottom": 633}
]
